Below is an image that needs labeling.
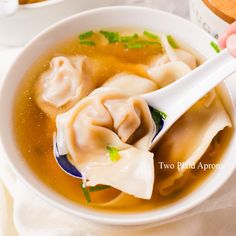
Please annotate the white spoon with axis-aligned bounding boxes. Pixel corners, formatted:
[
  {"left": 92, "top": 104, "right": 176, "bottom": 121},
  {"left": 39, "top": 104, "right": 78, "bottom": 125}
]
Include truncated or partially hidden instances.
[
  {"left": 143, "top": 48, "right": 236, "bottom": 150},
  {"left": 0, "top": 0, "right": 18, "bottom": 17}
]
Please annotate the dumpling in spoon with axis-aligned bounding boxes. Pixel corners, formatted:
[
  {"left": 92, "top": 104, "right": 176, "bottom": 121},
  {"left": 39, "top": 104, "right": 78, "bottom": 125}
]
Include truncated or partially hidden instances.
[
  {"left": 56, "top": 88, "right": 155, "bottom": 199},
  {"left": 148, "top": 35, "right": 197, "bottom": 87},
  {"left": 35, "top": 55, "right": 94, "bottom": 118}
]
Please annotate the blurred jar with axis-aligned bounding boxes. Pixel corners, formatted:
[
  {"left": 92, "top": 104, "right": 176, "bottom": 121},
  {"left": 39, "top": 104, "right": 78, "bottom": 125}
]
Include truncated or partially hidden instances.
[{"left": 190, "top": 0, "right": 235, "bottom": 39}]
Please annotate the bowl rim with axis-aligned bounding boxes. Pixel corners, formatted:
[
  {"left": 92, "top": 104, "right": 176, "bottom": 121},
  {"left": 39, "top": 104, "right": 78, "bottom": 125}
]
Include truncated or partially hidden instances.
[{"left": 1, "top": 5, "right": 236, "bottom": 226}]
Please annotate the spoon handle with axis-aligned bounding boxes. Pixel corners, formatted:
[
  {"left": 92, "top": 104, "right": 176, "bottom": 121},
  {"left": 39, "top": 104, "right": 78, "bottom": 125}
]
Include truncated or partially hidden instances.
[{"left": 143, "top": 49, "right": 236, "bottom": 148}]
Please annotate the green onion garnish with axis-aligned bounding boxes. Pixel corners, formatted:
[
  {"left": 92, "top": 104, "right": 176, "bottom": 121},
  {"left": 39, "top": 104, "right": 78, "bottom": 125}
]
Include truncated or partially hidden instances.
[
  {"left": 120, "top": 33, "right": 138, "bottom": 42},
  {"left": 80, "top": 184, "right": 111, "bottom": 203},
  {"left": 143, "top": 30, "right": 159, "bottom": 40},
  {"left": 159, "top": 110, "right": 167, "bottom": 120},
  {"left": 80, "top": 40, "right": 96, "bottom": 46},
  {"left": 141, "top": 41, "right": 160, "bottom": 45},
  {"left": 210, "top": 41, "right": 220, "bottom": 53},
  {"left": 150, "top": 108, "right": 167, "bottom": 133},
  {"left": 79, "top": 31, "right": 94, "bottom": 40},
  {"left": 106, "top": 145, "right": 121, "bottom": 162},
  {"left": 89, "top": 185, "right": 111, "bottom": 192},
  {"left": 80, "top": 184, "right": 91, "bottom": 203},
  {"left": 167, "top": 35, "right": 178, "bottom": 48},
  {"left": 150, "top": 109, "right": 162, "bottom": 132},
  {"left": 124, "top": 40, "right": 160, "bottom": 49},
  {"left": 151, "top": 109, "right": 167, "bottom": 123},
  {"left": 151, "top": 109, "right": 161, "bottom": 125},
  {"left": 100, "top": 30, "right": 120, "bottom": 43},
  {"left": 125, "top": 42, "right": 143, "bottom": 49}
]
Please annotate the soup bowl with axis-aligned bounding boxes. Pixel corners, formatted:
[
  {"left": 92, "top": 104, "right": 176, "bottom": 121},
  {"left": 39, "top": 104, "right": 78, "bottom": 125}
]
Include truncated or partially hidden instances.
[{"left": 0, "top": 6, "right": 236, "bottom": 227}]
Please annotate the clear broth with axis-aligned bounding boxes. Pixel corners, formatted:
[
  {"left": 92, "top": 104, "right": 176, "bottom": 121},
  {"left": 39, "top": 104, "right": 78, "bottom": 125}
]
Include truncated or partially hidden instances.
[{"left": 13, "top": 31, "right": 232, "bottom": 212}]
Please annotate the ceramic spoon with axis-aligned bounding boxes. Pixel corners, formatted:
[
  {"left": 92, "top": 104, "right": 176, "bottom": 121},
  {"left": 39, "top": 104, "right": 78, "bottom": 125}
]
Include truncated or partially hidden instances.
[
  {"left": 144, "top": 48, "right": 236, "bottom": 149},
  {"left": 54, "top": 48, "right": 236, "bottom": 178},
  {"left": 0, "top": 0, "right": 18, "bottom": 17}
]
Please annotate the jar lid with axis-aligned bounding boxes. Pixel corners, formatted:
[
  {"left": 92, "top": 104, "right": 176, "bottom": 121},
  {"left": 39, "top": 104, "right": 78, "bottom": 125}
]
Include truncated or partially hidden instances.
[{"left": 203, "top": 0, "right": 236, "bottom": 23}]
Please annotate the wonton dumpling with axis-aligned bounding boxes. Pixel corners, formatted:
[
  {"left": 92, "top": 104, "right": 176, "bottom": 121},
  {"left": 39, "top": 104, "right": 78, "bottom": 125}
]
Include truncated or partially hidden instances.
[
  {"left": 148, "top": 61, "right": 191, "bottom": 87},
  {"left": 148, "top": 35, "right": 197, "bottom": 87},
  {"left": 174, "top": 49, "right": 198, "bottom": 70},
  {"left": 102, "top": 73, "right": 158, "bottom": 96},
  {"left": 157, "top": 35, "right": 197, "bottom": 70},
  {"left": 35, "top": 56, "right": 94, "bottom": 118},
  {"left": 156, "top": 94, "right": 231, "bottom": 196},
  {"left": 56, "top": 88, "right": 155, "bottom": 199}
]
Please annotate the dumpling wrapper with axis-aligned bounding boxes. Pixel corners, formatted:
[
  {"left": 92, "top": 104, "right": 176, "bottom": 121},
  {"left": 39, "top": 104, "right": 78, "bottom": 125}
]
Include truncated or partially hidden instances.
[
  {"left": 146, "top": 37, "right": 231, "bottom": 196},
  {"left": 35, "top": 56, "right": 94, "bottom": 118},
  {"left": 148, "top": 61, "right": 191, "bottom": 87},
  {"left": 147, "top": 35, "right": 197, "bottom": 88},
  {"left": 156, "top": 93, "right": 231, "bottom": 196},
  {"left": 56, "top": 88, "right": 155, "bottom": 199},
  {"left": 102, "top": 73, "right": 158, "bottom": 96},
  {"left": 152, "top": 35, "right": 197, "bottom": 69}
]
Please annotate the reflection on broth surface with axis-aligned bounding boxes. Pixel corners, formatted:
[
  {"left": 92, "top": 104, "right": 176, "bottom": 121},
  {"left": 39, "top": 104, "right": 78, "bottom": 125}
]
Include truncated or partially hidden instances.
[{"left": 13, "top": 30, "right": 232, "bottom": 212}]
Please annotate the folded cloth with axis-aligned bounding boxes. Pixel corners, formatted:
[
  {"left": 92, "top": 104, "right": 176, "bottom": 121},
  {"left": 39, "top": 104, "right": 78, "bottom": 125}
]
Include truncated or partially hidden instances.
[{"left": 1, "top": 48, "right": 236, "bottom": 236}]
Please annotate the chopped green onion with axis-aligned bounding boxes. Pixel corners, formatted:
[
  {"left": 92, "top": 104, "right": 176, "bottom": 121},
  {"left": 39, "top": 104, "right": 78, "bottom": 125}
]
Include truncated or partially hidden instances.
[
  {"left": 89, "top": 185, "right": 111, "bottom": 192},
  {"left": 159, "top": 110, "right": 167, "bottom": 120},
  {"left": 143, "top": 30, "right": 159, "bottom": 40},
  {"left": 167, "top": 35, "right": 178, "bottom": 48},
  {"left": 151, "top": 109, "right": 162, "bottom": 127},
  {"left": 150, "top": 108, "right": 167, "bottom": 134},
  {"left": 80, "top": 184, "right": 91, "bottom": 203},
  {"left": 133, "top": 33, "right": 139, "bottom": 39},
  {"left": 210, "top": 41, "right": 220, "bottom": 53},
  {"left": 151, "top": 109, "right": 167, "bottom": 124},
  {"left": 125, "top": 42, "right": 143, "bottom": 49},
  {"left": 80, "top": 40, "right": 96, "bottom": 46},
  {"left": 124, "top": 40, "right": 160, "bottom": 49},
  {"left": 100, "top": 30, "right": 120, "bottom": 43},
  {"left": 80, "top": 183, "right": 111, "bottom": 203},
  {"left": 106, "top": 145, "right": 121, "bottom": 162},
  {"left": 141, "top": 41, "right": 160, "bottom": 45},
  {"left": 79, "top": 31, "right": 94, "bottom": 40},
  {"left": 120, "top": 33, "right": 139, "bottom": 42}
]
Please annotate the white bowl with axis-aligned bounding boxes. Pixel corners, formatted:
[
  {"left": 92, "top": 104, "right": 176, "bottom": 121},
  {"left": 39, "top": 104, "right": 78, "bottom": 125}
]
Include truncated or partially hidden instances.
[
  {"left": 0, "top": 0, "right": 121, "bottom": 47},
  {"left": 0, "top": 6, "right": 236, "bottom": 227}
]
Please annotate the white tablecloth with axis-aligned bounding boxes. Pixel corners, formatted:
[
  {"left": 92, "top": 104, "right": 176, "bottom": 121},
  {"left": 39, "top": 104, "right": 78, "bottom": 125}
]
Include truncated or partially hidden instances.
[{"left": 1, "top": 1, "right": 236, "bottom": 235}]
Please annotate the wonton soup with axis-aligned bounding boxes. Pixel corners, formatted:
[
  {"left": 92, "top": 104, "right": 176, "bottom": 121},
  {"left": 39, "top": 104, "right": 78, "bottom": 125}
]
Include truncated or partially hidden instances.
[{"left": 13, "top": 29, "right": 232, "bottom": 212}]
